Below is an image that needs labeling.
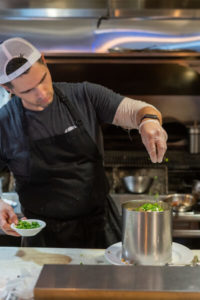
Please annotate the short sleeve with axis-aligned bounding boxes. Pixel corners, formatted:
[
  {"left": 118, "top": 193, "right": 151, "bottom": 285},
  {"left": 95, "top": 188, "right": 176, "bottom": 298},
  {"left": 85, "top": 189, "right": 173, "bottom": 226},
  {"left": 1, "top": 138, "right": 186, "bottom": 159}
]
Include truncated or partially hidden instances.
[{"left": 83, "top": 82, "right": 124, "bottom": 124}]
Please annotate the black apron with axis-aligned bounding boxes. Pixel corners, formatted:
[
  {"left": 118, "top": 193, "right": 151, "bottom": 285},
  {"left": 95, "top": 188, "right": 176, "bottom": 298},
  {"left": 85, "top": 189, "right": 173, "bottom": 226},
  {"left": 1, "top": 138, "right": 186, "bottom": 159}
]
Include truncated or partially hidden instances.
[{"left": 16, "top": 85, "right": 121, "bottom": 248}]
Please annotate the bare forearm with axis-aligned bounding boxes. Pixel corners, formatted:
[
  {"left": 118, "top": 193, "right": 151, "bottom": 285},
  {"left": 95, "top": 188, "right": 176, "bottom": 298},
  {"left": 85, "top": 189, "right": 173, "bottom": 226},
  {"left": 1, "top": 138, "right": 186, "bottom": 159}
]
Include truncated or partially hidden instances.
[
  {"left": 113, "top": 97, "right": 160, "bottom": 129},
  {"left": 112, "top": 96, "right": 167, "bottom": 163}
]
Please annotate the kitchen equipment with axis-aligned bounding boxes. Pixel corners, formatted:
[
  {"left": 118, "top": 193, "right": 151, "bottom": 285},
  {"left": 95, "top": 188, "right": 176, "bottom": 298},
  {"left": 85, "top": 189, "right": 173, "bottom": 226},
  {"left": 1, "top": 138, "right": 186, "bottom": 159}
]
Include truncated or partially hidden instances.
[
  {"left": 162, "top": 120, "right": 188, "bottom": 146},
  {"left": 192, "top": 180, "right": 200, "bottom": 201},
  {"left": 188, "top": 124, "right": 200, "bottom": 154},
  {"left": 163, "top": 194, "right": 196, "bottom": 212},
  {"left": 122, "top": 200, "right": 172, "bottom": 265},
  {"left": 122, "top": 175, "right": 153, "bottom": 193}
]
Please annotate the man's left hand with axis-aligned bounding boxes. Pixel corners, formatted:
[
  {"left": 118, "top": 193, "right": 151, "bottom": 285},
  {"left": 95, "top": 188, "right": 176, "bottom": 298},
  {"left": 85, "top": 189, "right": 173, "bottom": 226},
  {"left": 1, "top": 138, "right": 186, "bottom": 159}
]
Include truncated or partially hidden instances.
[{"left": 139, "top": 120, "right": 168, "bottom": 163}]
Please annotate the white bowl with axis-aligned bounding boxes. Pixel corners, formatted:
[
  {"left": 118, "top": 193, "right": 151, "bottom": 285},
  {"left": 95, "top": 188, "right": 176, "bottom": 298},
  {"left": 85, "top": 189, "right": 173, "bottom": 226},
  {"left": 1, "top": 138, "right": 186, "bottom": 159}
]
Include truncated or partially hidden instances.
[{"left": 11, "top": 219, "right": 46, "bottom": 237}]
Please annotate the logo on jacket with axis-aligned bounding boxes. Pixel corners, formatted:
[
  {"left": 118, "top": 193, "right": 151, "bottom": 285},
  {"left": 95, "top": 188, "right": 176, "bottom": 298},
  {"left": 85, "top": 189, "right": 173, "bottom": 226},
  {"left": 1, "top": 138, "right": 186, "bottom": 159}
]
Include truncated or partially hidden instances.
[{"left": 64, "top": 125, "right": 77, "bottom": 133}]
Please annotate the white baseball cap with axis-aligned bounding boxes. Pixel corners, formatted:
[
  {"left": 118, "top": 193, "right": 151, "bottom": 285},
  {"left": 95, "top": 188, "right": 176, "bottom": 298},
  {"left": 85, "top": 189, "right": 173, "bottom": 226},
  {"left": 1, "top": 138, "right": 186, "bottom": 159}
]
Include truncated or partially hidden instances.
[{"left": 0, "top": 37, "right": 41, "bottom": 84}]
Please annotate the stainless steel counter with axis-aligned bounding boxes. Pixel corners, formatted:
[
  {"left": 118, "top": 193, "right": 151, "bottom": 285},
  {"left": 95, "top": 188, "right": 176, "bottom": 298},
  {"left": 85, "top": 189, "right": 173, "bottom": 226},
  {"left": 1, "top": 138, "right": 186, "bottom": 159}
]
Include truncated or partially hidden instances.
[
  {"left": 35, "top": 264, "right": 200, "bottom": 300},
  {"left": 0, "top": 246, "right": 199, "bottom": 300}
]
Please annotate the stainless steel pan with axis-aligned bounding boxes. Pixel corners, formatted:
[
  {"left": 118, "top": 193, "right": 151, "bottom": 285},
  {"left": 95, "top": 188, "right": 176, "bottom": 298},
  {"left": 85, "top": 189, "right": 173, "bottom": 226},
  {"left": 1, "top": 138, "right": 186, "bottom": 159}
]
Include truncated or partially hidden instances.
[{"left": 163, "top": 193, "right": 196, "bottom": 212}]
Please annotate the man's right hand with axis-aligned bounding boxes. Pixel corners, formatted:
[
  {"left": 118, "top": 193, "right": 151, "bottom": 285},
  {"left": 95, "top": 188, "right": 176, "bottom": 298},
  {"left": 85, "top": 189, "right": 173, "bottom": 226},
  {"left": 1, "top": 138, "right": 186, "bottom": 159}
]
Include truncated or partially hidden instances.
[{"left": 0, "top": 199, "right": 20, "bottom": 236}]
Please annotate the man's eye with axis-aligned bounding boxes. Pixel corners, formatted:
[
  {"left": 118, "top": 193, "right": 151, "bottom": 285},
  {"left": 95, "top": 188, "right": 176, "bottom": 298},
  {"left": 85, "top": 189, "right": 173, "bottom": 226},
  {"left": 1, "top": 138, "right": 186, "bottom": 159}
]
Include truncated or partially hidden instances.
[{"left": 23, "top": 90, "right": 32, "bottom": 94}]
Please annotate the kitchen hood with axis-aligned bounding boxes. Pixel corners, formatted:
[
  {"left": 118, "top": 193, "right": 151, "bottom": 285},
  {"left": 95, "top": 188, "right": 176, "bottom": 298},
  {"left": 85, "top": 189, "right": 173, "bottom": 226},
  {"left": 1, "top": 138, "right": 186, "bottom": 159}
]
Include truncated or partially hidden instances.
[{"left": 1, "top": 0, "right": 200, "bottom": 54}]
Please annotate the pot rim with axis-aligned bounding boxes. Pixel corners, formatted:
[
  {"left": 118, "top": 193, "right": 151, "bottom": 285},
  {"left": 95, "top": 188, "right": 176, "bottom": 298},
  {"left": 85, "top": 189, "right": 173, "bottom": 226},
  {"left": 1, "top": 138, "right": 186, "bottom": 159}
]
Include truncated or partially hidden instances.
[{"left": 122, "top": 199, "right": 171, "bottom": 211}]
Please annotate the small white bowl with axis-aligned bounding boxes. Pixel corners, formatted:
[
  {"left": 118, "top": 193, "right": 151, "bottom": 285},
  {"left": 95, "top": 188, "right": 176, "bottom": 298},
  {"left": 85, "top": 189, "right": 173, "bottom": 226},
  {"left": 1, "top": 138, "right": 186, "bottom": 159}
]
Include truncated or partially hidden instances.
[{"left": 11, "top": 219, "right": 46, "bottom": 237}]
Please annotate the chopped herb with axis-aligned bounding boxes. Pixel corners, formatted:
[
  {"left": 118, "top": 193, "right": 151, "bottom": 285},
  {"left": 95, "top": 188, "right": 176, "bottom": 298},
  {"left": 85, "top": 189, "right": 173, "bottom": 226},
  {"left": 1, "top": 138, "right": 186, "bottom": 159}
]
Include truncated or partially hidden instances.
[
  {"left": 16, "top": 220, "right": 40, "bottom": 229},
  {"left": 136, "top": 203, "right": 163, "bottom": 212}
]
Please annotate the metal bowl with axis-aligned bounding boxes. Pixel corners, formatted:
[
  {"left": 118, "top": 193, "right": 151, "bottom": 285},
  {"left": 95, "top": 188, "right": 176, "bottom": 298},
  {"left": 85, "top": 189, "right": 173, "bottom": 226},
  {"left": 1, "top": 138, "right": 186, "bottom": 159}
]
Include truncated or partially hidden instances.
[
  {"left": 163, "top": 193, "right": 196, "bottom": 212},
  {"left": 122, "top": 176, "right": 153, "bottom": 194}
]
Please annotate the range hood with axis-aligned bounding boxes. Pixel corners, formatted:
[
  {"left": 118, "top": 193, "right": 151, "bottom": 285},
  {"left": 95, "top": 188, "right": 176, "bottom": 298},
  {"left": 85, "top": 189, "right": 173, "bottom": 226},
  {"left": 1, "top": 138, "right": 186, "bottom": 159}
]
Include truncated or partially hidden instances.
[
  {"left": 96, "top": 0, "right": 200, "bottom": 53},
  {"left": 0, "top": 0, "right": 108, "bottom": 19},
  {"left": 1, "top": 0, "right": 200, "bottom": 54},
  {"left": 107, "top": 0, "right": 200, "bottom": 19}
]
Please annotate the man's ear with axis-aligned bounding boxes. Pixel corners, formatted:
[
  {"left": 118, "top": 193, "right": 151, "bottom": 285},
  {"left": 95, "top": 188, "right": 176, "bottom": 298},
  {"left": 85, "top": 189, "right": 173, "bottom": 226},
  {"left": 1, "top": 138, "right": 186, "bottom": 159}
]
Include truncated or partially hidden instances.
[
  {"left": 41, "top": 53, "right": 46, "bottom": 65},
  {"left": 1, "top": 84, "right": 12, "bottom": 94}
]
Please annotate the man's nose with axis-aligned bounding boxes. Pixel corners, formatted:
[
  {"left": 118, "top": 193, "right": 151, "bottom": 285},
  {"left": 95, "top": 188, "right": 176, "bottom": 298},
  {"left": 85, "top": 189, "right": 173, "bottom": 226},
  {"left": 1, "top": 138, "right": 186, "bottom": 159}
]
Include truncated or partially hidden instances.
[{"left": 36, "top": 85, "right": 46, "bottom": 98}]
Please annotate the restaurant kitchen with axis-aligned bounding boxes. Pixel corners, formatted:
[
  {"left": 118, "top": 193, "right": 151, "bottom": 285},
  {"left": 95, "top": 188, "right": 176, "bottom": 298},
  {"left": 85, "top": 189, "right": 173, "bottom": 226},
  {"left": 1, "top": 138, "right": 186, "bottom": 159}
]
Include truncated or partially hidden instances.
[
  {"left": 1, "top": 0, "right": 200, "bottom": 244},
  {"left": 1, "top": 0, "right": 200, "bottom": 299}
]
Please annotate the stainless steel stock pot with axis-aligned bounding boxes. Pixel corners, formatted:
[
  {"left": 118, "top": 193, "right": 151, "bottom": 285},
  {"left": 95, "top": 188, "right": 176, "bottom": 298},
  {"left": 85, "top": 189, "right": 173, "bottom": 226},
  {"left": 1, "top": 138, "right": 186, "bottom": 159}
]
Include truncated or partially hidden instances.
[{"left": 122, "top": 200, "right": 172, "bottom": 265}]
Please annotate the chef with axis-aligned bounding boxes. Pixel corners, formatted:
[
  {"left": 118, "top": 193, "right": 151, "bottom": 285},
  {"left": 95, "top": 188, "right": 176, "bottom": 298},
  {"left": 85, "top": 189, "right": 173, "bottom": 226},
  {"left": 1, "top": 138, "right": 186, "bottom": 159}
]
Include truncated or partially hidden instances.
[{"left": 0, "top": 37, "right": 167, "bottom": 248}]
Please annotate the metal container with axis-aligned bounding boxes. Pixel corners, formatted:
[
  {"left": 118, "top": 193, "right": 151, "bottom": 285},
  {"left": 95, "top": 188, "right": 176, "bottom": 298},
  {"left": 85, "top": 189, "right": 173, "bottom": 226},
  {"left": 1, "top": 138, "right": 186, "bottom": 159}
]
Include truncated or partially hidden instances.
[
  {"left": 189, "top": 125, "right": 200, "bottom": 154},
  {"left": 122, "top": 200, "right": 172, "bottom": 265},
  {"left": 163, "top": 193, "right": 196, "bottom": 212},
  {"left": 192, "top": 180, "right": 200, "bottom": 195},
  {"left": 122, "top": 176, "right": 153, "bottom": 194}
]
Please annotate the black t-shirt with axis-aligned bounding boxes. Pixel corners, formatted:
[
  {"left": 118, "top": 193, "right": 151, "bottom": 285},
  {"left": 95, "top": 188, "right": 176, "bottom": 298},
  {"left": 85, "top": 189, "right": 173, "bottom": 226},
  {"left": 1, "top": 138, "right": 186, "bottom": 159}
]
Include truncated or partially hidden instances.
[{"left": 0, "top": 81, "right": 123, "bottom": 178}]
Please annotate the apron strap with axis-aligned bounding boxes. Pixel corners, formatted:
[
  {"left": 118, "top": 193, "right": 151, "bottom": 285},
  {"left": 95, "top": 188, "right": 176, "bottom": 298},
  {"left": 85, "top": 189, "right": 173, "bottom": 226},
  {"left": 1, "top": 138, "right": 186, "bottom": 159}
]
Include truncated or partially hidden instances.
[{"left": 53, "top": 84, "right": 83, "bottom": 127}]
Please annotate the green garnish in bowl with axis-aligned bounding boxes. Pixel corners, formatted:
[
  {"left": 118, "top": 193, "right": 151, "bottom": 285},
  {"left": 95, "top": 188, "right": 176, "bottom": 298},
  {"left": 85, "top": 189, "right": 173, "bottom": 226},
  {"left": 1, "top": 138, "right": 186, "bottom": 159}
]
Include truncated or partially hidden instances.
[{"left": 16, "top": 220, "right": 40, "bottom": 229}]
